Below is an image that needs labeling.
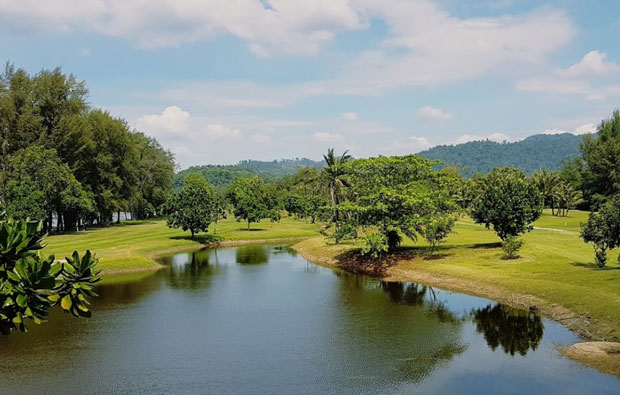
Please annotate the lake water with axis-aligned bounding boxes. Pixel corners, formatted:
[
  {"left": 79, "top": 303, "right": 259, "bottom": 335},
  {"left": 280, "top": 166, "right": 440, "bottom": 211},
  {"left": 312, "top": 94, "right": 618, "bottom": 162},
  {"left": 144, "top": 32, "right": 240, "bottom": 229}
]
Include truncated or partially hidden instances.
[{"left": 1, "top": 244, "right": 619, "bottom": 394}]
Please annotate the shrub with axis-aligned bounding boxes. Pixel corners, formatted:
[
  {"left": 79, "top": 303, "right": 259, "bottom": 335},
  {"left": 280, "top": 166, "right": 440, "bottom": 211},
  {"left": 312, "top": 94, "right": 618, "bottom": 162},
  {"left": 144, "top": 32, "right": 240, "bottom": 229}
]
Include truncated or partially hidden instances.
[
  {"left": 0, "top": 212, "right": 100, "bottom": 334},
  {"left": 502, "top": 236, "right": 524, "bottom": 259},
  {"left": 361, "top": 232, "right": 388, "bottom": 259}
]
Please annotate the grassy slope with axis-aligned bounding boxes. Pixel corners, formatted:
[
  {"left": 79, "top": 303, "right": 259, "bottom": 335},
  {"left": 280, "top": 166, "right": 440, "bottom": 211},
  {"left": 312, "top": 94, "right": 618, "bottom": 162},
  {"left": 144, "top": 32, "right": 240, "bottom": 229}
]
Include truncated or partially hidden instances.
[
  {"left": 294, "top": 210, "right": 620, "bottom": 340},
  {"left": 43, "top": 216, "right": 321, "bottom": 273}
]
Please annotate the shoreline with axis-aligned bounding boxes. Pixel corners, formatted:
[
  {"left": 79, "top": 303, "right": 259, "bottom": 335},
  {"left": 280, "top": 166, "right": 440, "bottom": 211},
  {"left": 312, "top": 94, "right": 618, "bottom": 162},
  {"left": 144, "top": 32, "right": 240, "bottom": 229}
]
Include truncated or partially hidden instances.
[
  {"left": 100, "top": 236, "right": 311, "bottom": 276},
  {"left": 292, "top": 238, "right": 620, "bottom": 378}
]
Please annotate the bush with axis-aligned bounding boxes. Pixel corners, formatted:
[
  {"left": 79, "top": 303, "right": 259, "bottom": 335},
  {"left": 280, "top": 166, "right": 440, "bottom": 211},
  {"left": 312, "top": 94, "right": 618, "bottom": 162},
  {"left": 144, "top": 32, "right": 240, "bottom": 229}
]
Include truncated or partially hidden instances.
[
  {"left": 361, "top": 232, "right": 388, "bottom": 259},
  {"left": 0, "top": 213, "right": 100, "bottom": 334},
  {"left": 502, "top": 236, "right": 524, "bottom": 259}
]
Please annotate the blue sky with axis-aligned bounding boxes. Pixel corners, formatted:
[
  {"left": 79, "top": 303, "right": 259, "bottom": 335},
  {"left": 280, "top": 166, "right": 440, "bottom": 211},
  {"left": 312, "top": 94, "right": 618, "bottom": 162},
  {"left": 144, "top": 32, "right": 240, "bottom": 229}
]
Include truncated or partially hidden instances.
[{"left": 1, "top": 0, "right": 619, "bottom": 168}]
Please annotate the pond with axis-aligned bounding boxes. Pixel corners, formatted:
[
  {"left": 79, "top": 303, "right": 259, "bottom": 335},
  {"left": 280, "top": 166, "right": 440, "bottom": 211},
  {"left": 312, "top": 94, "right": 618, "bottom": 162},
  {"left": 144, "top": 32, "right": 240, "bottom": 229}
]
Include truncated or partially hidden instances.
[{"left": 1, "top": 244, "right": 619, "bottom": 394}]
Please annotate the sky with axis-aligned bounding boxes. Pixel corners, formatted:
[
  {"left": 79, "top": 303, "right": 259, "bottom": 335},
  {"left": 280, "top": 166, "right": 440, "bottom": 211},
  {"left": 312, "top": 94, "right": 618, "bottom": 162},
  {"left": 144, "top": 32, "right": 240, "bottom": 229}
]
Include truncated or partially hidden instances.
[{"left": 1, "top": 0, "right": 619, "bottom": 168}]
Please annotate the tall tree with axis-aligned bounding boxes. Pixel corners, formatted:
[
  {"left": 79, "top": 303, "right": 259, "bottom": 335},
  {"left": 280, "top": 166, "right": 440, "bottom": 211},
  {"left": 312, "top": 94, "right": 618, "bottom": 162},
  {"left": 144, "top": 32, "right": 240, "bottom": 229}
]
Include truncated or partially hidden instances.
[
  {"left": 321, "top": 148, "right": 351, "bottom": 234},
  {"left": 581, "top": 109, "right": 620, "bottom": 206},
  {"left": 164, "top": 174, "right": 215, "bottom": 239},
  {"left": 532, "top": 169, "right": 560, "bottom": 215}
]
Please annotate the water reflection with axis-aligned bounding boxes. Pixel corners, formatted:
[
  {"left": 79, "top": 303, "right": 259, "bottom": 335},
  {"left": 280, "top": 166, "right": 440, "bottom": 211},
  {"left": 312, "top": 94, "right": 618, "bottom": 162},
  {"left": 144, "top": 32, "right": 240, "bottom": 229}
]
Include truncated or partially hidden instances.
[
  {"left": 0, "top": 244, "right": 615, "bottom": 395},
  {"left": 167, "top": 249, "right": 223, "bottom": 289},
  {"left": 472, "top": 303, "right": 544, "bottom": 356},
  {"left": 236, "top": 245, "right": 269, "bottom": 264},
  {"left": 381, "top": 282, "right": 459, "bottom": 324}
]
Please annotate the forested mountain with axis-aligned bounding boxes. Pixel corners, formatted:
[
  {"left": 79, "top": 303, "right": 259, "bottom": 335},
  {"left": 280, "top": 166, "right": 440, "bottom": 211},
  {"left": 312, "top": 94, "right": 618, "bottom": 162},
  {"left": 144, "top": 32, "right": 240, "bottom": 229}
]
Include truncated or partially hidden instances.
[
  {"left": 418, "top": 133, "right": 584, "bottom": 177},
  {"left": 174, "top": 158, "right": 324, "bottom": 188}
]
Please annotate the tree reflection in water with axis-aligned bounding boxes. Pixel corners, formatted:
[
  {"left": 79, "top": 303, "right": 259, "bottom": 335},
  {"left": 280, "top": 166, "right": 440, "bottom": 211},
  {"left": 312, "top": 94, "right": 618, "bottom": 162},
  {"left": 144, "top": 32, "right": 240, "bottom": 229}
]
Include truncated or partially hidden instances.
[
  {"left": 472, "top": 303, "right": 544, "bottom": 356},
  {"left": 381, "top": 282, "right": 459, "bottom": 324},
  {"left": 236, "top": 245, "right": 269, "bottom": 265}
]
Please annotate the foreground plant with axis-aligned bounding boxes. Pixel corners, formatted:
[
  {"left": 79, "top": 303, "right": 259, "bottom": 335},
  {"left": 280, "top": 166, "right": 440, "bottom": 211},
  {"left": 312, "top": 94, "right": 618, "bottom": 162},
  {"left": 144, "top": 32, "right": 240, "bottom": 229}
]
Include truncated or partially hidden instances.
[{"left": 0, "top": 212, "right": 100, "bottom": 334}]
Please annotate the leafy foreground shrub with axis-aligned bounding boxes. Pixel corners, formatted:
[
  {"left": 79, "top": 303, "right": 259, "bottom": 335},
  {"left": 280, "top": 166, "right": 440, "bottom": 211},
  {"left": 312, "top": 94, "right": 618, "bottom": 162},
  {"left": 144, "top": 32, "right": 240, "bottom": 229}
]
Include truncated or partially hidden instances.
[
  {"left": 0, "top": 213, "right": 100, "bottom": 335},
  {"left": 361, "top": 232, "right": 389, "bottom": 259},
  {"left": 501, "top": 236, "right": 524, "bottom": 260}
]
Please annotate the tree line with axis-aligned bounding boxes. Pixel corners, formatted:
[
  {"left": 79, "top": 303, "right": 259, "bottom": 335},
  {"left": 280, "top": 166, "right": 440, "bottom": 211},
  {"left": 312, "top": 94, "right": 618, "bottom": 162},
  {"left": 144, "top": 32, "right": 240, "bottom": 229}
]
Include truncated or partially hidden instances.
[{"left": 0, "top": 64, "right": 175, "bottom": 231}]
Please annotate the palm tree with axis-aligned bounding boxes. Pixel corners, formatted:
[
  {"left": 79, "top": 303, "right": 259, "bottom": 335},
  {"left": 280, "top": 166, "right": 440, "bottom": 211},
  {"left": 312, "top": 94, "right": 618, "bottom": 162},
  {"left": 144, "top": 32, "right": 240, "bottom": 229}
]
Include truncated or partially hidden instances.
[
  {"left": 532, "top": 169, "right": 560, "bottom": 215},
  {"left": 322, "top": 148, "right": 352, "bottom": 237},
  {"left": 554, "top": 181, "right": 583, "bottom": 217}
]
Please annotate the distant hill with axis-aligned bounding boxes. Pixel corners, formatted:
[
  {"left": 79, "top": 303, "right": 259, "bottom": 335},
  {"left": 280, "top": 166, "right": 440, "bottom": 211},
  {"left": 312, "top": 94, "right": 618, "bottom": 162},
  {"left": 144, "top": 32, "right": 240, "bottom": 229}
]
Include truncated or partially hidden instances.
[
  {"left": 418, "top": 133, "right": 584, "bottom": 177},
  {"left": 174, "top": 158, "right": 324, "bottom": 189}
]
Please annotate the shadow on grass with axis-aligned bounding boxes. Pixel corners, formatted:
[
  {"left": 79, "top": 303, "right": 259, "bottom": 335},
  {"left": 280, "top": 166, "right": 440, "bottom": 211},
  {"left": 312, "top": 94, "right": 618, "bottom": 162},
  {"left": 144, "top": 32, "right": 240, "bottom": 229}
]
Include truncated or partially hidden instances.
[
  {"left": 170, "top": 234, "right": 223, "bottom": 243},
  {"left": 469, "top": 242, "right": 502, "bottom": 249},
  {"left": 331, "top": 245, "right": 453, "bottom": 276},
  {"left": 570, "top": 261, "right": 620, "bottom": 270},
  {"left": 236, "top": 228, "right": 266, "bottom": 232}
]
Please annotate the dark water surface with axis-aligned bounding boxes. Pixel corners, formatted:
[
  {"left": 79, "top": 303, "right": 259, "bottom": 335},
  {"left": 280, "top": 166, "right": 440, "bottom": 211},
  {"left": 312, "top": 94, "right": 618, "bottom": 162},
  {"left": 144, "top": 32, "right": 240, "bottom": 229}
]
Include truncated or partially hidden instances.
[{"left": 1, "top": 244, "right": 619, "bottom": 394}]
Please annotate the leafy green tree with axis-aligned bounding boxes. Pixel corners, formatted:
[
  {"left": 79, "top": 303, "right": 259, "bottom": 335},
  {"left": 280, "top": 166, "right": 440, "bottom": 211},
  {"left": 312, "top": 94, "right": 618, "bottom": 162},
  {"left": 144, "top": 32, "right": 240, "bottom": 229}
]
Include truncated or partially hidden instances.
[
  {"left": 227, "top": 177, "right": 279, "bottom": 229},
  {"left": 471, "top": 168, "right": 543, "bottom": 256},
  {"left": 336, "top": 155, "right": 458, "bottom": 253},
  {"left": 0, "top": 212, "right": 100, "bottom": 334},
  {"left": 581, "top": 194, "right": 620, "bottom": 268},
  {"left": 164, "top": 174, "right": 215, "bottom": 239},
  {"left": 4, "top": 146, "right": 92, "bottom": 231},
  {"left": 0, "top": 64, "right": 174, "bottom": 229},
  {"left": 421, "top": 215, "right": 457, "bottom": 255},
  {"left": 130, "top": 132, "right": 175, "bottom": 219},
  {"left": 581, "top": 110, "right": 620, "bottom": 204}
]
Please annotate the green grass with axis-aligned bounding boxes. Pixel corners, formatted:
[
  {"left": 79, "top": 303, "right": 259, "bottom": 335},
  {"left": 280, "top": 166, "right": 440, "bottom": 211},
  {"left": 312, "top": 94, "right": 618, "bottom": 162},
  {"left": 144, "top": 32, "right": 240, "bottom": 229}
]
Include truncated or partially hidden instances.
[
  {"left": 43, "top": 216, "right": 322, "bottom": 273},
  {"left": 294, "top": 209, "right": 620, "bottom": 340}
]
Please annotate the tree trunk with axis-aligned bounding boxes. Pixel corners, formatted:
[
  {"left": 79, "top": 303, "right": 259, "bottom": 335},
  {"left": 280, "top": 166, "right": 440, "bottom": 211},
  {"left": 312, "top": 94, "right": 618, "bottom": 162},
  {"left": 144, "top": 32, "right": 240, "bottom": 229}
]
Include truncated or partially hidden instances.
[
  {"left": 117, "top": 209, "right": 121, "bottom": 224},
  {"left": 190, "top": 229, "right": 194, "bottom": 239}
]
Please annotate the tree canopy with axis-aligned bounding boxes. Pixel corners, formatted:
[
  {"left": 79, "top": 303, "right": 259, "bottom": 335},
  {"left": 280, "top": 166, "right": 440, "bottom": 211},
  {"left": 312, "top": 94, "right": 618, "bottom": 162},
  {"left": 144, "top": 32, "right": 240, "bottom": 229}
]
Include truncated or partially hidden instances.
[
  {"left": 0, "top": 64, "right": 175, "bottom": 230},
  {"left": 227, "top": 177, "right": 279, "bottom": 229},
  {"left": 164, "top": 174, "right": 215, "bottom": 239},
  {"left": 471, "top": 168, "right": 543, "bottom": 241}
]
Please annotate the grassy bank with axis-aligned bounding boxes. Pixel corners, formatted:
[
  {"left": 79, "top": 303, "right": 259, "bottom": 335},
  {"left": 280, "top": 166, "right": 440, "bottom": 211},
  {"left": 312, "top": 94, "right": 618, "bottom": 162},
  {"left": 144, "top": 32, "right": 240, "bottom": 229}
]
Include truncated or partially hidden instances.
[
  {"left": 43, "top": 216, "right": 322, "bottom": 274},
  {"left": 293, "top": 210, "right": 620, "bottom": 342}
]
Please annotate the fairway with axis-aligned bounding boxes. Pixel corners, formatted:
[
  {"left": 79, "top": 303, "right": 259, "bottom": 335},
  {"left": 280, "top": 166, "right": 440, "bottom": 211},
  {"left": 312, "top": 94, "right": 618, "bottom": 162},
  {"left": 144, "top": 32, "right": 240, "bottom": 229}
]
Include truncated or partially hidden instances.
[
  {"left": 43, "top": 216, "right": 322, "bottom": 273},
  {"left": 294, "top": 210, "right": 620, "bottom": 342}
]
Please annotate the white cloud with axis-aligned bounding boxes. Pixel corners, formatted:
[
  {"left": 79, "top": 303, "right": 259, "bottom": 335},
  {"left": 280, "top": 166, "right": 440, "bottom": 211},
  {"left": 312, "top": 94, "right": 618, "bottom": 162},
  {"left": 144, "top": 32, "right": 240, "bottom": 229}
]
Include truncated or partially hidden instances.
[
  {"left": 313, "top": 132, "right": 345, "bottom": 142},
  {"left": 556, "top": 50, "right": 620, "bottom": 78},
  {"left": 341, "top": 112, "right": 358, "bottom": 120},
  {"left": 136, "top": 105, "right": 190, "bottom": 134},
  {"left": 542, "top": 123, "right": 597, "bottom": 136},
  {"left": 0, "top": 0, "right": 573, "bottom": 85},
  {"left": 574, "top": 123, "right": 597, "bottom": 135},
  {"left": 453, "top": 132, "right": 513, "bottom": 144},
  {"left": 383, "top": 136, "right": 433, "bottom": 153},
  {"left": 0, "top": 0, "right": 363, "bottom": 53},
  {"left": 517, "top": 51, "right": 620, "bottom": 100},
  {"left": 339, "top": 3, "right": 573, "bottom": 88},
  {"left": 416, "top": 106, "right": 453, "bottom": 121},
  {"left": 204, "top": 124, "right": 243, "bottom": 142}
]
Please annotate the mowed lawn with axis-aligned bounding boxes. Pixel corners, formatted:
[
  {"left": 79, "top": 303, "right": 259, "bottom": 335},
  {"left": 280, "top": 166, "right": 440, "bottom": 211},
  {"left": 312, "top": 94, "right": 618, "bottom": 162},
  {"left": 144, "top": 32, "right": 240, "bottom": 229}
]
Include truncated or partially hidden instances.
[
  {"left": 43, "top": 216, "right": 322, "bottom": 273},
  {"left": 295, "top": 210, "right": 620, "bottom": 340}
]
